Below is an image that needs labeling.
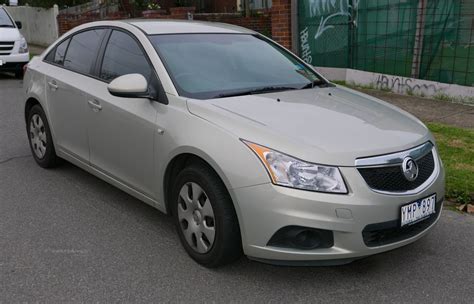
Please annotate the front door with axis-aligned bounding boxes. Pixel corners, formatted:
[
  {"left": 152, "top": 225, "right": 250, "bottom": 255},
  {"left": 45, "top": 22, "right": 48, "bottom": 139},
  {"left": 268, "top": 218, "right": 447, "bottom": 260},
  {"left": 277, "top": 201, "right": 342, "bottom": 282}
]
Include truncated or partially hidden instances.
[{"left": 86, "top": 30, "right": 159, "bottom": 197}]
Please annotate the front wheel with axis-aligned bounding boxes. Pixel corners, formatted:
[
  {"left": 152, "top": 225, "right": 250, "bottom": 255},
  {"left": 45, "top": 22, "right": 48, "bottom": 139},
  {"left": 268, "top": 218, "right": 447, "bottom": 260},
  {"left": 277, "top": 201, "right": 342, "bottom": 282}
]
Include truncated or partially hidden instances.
[{"left": 171, "top": 162, "right": 242, "bottom": 267}]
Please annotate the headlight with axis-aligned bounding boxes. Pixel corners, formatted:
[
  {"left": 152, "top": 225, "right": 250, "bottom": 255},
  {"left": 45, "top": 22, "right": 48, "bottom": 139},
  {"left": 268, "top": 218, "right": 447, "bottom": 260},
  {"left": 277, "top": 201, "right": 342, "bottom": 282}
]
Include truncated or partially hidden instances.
[
  {"left": 243, "top": 141, "right": 348, "bottom": 193},
  {"left": 18, "top": 37, "right": 28, "bottom": 54}
]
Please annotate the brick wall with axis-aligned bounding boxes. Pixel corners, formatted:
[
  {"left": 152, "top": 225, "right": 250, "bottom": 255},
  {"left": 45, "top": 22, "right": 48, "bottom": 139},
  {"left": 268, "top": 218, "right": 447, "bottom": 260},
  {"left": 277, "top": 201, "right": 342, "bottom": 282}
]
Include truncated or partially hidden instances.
[
  {"left": 271, "top": 0, "right": 292, "bottom": 50},
  {"left": 142, "top": 6, "right": 196, "bottom": 19},
  {"left": 212, "top": 0, "right": 238, "bottom": 13},
  {"left": 155, "top": 0, "right": 236, "bottom": 13},
  {"left": 194, "top": 13, "right": 271, "bottom": 36},
  {"left": 57, "top": 2, "right": 292, "bottom": 50},
  {"left": 57, "top": 11, "right": 129, "bottom": 35}
]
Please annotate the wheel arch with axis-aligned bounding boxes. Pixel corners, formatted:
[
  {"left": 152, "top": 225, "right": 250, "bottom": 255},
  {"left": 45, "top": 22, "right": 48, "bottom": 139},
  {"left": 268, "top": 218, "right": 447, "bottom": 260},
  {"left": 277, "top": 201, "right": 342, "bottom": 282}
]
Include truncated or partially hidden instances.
[
  {"left": 162, "top": 149, "right": 237, "bottom": 218},
  {"left": 24, "top": 97, "right": 41, "bottom": 123},
  {"left": 24, "top": 96, "right": 58, "bottom": 152}
]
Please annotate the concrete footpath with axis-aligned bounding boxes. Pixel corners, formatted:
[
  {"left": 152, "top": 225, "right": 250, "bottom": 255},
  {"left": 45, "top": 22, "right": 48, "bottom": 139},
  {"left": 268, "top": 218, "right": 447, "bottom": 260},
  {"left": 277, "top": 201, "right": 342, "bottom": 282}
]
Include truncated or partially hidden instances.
[
  {"left": 29, "top": 44, "right": 47, "bottom": 56},
  {"left": 358, "top": 88, "right": 474, "bottom": 129}
]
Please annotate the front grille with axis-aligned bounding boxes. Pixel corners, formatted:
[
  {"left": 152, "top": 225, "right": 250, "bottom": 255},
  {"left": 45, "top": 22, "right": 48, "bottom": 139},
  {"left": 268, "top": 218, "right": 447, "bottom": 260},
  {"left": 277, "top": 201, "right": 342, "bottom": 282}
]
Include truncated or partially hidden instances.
[
  {"left": 358, "top": 151, "right": 435, "bottom": 192},
  {"left": 362, "top": 200, "right": 442, "bottom": 247},
  {"left": 0, "top": 41, "right": 15, "bottom": 55}
]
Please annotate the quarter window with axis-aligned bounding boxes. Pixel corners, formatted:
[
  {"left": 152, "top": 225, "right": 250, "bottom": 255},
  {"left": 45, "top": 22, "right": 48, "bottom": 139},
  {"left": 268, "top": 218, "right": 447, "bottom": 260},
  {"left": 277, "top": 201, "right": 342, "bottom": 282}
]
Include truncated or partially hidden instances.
[
  {"left": 54, "top": 38, "right": 70, "bottom": 65},
  {"left": 64, "top": 29, "right": 105, "bottom": 75},
  {"left": 100, "top": 30, "right": 152, "bottom": 82}
]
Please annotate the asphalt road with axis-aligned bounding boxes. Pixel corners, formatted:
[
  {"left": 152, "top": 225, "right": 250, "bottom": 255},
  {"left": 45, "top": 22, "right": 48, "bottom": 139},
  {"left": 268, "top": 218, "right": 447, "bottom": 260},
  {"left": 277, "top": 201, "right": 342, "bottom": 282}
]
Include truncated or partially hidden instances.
[{"left": 1, "top": 75, "right": 473, "bottom": 303}]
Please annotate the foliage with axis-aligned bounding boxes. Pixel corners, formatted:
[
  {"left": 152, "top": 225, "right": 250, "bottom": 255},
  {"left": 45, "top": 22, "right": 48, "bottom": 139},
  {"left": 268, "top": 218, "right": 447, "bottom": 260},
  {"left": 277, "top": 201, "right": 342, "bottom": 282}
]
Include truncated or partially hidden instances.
[
  {"left": 146, "top": 0, "right": 160, "bottom": 10},
  {"left": 433, "top": 93, "right": 474, "bottom": 106},
  {"left": 174, "top": 0, "right": 192, "bottom": 7},
  {"left": 133, "top": 0, "right": 148, "bottom": 11},
  {"left": 427, "top": 123, "right": 474, "bottom": 205}
]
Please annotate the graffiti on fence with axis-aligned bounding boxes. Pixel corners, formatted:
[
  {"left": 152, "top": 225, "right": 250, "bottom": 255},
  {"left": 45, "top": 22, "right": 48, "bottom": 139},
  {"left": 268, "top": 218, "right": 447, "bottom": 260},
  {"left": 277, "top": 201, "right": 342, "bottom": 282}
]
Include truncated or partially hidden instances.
[
  {"left": 375, "top": 74, "right": 448, "bottom": 95},
  {"left": 300, "top": 27, "right": 312, "bottom": 63},
  {"left": 307, "top": 0, "right": 359, "bottom": 40}
]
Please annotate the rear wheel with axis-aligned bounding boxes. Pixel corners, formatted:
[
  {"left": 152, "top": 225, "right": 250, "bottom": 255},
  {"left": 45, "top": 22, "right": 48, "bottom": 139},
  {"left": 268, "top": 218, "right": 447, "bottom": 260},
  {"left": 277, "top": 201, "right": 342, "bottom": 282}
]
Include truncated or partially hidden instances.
[
  {"left": 171, "top": 162, "right": 242, "bottom": 267},
  {"left": 27, "top": 105, "right": 60, "bottom": 168}
]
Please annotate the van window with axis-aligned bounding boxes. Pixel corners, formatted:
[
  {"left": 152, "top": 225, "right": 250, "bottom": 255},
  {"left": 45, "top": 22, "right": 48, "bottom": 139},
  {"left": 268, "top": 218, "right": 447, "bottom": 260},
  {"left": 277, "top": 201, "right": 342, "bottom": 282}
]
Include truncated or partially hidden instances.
[{"left": 0, "top": 8, "right": 14, "bottom": 28}]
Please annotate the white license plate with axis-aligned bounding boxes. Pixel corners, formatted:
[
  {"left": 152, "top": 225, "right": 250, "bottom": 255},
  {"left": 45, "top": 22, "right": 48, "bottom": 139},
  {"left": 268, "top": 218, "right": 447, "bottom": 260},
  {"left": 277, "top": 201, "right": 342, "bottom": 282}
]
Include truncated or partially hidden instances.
[{"left": 401, "top": 194, "right": 436, "bottom": 227}]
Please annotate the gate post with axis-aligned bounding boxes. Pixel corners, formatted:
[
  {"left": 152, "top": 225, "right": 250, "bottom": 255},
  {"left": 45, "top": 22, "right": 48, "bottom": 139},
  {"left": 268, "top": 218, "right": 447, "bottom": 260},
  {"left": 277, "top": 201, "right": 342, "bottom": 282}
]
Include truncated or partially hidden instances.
[
  {"left": 291, "top": 0, "right": 298, "bottom": 54},
  {"left": 271, "top": 0, "right": 292, "bottom": 50},
  {"left": 411, "top": 0, "right": 427, "bottom": 78}
]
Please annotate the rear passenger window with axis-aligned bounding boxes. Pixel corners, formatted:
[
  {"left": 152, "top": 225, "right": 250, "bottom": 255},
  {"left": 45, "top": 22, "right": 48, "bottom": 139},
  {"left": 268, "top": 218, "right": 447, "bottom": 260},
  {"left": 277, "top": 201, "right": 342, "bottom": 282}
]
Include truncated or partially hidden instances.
[
  {"left": 64, "top": 29, "right": 105, "bottom": 75},
  {"left": 100, "top": 30, "right": 152, "bottom": 82}
]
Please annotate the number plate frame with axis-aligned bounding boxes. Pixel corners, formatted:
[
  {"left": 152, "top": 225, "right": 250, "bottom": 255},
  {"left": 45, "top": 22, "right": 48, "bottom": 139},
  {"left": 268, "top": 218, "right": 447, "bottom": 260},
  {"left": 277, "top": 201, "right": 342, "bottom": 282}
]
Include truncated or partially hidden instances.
[{"left": 400, "top": 194, "right": 437, "bottom": 227}]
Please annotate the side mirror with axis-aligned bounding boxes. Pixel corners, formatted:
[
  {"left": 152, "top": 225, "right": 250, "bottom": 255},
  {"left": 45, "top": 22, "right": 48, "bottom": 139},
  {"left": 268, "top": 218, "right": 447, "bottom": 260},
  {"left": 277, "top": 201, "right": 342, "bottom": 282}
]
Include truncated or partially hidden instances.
[
  {"left": 15, "top": 21, "right": 22, "bottom": 29},
  {"left": 107, "top": 74, "right": 149, "bottom": 98}
]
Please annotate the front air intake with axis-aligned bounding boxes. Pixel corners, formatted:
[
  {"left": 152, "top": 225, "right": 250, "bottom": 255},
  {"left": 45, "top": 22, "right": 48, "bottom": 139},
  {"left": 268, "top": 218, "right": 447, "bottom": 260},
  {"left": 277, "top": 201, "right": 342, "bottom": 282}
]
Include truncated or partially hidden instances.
[{"left": 267, "top": 226, "right": 334, "bottom": 250}]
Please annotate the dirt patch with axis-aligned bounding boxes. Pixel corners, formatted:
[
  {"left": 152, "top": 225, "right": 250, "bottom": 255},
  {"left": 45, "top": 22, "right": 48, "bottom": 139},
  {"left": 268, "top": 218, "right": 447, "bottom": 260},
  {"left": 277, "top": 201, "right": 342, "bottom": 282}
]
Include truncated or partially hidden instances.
[
  {"left": 453, "top": 163, "right": 474, "bottom": 172},
  {"left": 448, "top": 139, "right": 466, "bottom": 148}
]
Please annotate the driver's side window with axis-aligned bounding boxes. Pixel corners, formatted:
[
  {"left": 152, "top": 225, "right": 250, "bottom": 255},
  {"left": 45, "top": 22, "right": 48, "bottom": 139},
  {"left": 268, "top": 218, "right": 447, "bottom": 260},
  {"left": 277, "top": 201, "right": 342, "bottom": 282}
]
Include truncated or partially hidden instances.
[{"left": 100, "top": 30, "right": 152, "bottom": 83}]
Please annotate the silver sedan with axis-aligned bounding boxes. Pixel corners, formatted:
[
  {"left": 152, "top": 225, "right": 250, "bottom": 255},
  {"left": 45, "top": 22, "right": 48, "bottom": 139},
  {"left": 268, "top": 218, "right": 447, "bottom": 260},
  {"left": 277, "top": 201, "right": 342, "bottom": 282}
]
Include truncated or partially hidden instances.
[{"left": 23, "top": 20, "right": 445, "bottom": 267}]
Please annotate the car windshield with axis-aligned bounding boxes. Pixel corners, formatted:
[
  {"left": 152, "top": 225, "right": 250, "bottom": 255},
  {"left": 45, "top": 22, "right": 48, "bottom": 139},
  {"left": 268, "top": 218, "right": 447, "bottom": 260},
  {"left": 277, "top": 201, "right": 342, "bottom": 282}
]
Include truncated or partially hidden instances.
[
  {"left": 0, "top": 9, "right": 14, "bottom": 28},
  {"left": 149, "top": 34, "right": 325, "bottom": 99}
]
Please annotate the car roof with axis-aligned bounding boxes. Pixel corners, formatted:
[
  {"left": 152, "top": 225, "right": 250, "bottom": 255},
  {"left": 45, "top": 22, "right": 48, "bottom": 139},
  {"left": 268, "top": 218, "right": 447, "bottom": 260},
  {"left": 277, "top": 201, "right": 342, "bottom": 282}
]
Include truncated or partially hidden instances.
[{"left": 123, "top": 19, "right": 256, "bottom": 35}]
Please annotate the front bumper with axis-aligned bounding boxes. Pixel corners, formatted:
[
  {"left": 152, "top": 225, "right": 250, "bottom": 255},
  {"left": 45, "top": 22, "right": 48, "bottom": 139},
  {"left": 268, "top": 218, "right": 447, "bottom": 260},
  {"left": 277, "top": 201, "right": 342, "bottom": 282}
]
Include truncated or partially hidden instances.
[
  {"left": 0, "top": 53, "right": 29, "bottom": 71},
  {"left": 232, "top": 156, "right": 445, "bottom": 264}
]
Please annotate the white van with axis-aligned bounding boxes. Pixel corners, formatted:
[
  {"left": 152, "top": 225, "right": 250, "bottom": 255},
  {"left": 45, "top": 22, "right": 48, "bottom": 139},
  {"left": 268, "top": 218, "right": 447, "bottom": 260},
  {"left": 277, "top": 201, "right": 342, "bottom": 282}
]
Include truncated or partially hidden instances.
[{"left": 0, "top": 6, "right": 29, "bottom": 78}]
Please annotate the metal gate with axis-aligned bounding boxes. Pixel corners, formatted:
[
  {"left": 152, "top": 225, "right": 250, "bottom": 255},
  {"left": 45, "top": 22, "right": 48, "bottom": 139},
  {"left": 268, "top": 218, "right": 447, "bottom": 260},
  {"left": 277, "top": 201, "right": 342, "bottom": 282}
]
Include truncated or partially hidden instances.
[
  {"left": 297, "top": 0, "right": 356, "bottom": 68},
  {"left": 297, "top": 0, "right": 474, "bottom": 86}
]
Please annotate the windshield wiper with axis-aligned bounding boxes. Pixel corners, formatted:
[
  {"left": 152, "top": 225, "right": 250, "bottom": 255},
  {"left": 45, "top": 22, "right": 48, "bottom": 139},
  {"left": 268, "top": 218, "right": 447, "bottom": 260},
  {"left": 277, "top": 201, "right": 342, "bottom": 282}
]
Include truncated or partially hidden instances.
[
  {"left": 0, "top": 24, "right": 14, "bottom": 28},
  {"left": 215, "top": 86, "right": 297, "bottom": 98},
  {"left": 299, "top": 79, "right": 333, "bottom": 89}
]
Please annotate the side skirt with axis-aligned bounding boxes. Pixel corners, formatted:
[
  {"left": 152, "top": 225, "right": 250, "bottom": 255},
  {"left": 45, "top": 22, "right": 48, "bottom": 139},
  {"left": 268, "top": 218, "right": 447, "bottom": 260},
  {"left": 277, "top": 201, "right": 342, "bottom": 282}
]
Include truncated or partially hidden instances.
[{"left": 57, "top": 149, "right": 167, "bottom": 214}]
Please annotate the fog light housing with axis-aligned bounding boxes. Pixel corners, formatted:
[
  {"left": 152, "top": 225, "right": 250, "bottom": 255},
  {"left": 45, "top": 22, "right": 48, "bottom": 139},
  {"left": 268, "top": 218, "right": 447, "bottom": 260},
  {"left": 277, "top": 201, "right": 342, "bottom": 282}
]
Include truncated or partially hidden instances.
[{"left": 267, "top": 226, "right": 334, "bottom": 250}]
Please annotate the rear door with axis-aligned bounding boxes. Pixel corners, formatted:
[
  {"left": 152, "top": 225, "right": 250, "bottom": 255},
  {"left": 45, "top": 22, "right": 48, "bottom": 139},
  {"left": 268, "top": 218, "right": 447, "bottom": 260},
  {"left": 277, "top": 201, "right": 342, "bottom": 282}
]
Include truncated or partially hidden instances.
[
  {"left": 44, "top": 29, "right": 106, "bottom": 162},
  {"left": 85, "top": 29, "right": 159, "bottom": 198}
]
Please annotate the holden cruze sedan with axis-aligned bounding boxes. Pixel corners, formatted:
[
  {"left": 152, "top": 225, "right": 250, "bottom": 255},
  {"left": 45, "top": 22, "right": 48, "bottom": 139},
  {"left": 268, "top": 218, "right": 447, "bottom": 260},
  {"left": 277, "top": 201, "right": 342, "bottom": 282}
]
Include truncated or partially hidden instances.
[{"left": 23, "top": 20, "right": 445, "bottom": 267}]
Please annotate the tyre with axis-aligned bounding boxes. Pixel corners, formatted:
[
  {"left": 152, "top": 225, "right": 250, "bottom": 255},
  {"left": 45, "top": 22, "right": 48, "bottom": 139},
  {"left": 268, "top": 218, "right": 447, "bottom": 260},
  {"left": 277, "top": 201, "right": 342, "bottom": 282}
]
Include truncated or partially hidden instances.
[
  {"left": 171, "top": 162, "right": 242, "bottom": 267},
  {"left": 15, "top": 69, "right": 23, "bottom": 79},
  {"left": 27, "top": 105, "right": 60, "bottom": 168}
]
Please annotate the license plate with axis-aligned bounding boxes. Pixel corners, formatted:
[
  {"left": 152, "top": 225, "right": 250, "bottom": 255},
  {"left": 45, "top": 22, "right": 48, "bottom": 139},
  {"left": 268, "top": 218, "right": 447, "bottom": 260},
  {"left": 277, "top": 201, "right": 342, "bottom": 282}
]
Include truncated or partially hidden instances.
[
  {"left": 401, "top": 194, "right": 436, "bottom": 227},
  {"left": 0, "top": 59, "right": 3, "bottom": 66}
]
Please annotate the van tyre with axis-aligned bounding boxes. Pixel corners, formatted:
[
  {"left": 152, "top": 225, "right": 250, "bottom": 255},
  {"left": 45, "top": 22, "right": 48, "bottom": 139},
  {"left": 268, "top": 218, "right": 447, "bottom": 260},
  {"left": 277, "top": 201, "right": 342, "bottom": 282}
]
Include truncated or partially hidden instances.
[
  {"left": 27, "top": 105, "right": 60, "bottom": 168},
  {"left": 15, "top": 69, "right": 23, "bottom": 79},
  {"left": 171, "top": 162, "right": 242, "bottom": 267}
]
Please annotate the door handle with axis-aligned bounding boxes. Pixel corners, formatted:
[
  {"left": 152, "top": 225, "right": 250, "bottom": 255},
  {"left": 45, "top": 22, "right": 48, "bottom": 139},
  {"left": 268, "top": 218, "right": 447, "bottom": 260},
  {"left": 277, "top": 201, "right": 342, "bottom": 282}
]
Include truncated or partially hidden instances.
[
  {"left": 47, "top": 81, "right": 58, "bottom": 91},
  {"left": 88, "top": 100, "right": 102, "bottom": 112}
]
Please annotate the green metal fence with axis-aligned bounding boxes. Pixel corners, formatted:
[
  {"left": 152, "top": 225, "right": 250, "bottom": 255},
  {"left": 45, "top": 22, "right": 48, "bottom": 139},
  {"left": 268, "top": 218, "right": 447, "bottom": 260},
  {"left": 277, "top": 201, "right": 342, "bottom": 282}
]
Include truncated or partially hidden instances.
[{"left": 297, "top": 0, "right": 474, "bottom": 86}]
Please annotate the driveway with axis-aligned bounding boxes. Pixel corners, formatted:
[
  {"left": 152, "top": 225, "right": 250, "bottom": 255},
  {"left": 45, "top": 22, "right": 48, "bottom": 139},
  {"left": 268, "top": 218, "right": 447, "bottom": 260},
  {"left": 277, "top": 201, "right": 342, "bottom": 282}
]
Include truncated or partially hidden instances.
[{"left": 1, "top": 75, "right": 473, "bottom": 303}]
